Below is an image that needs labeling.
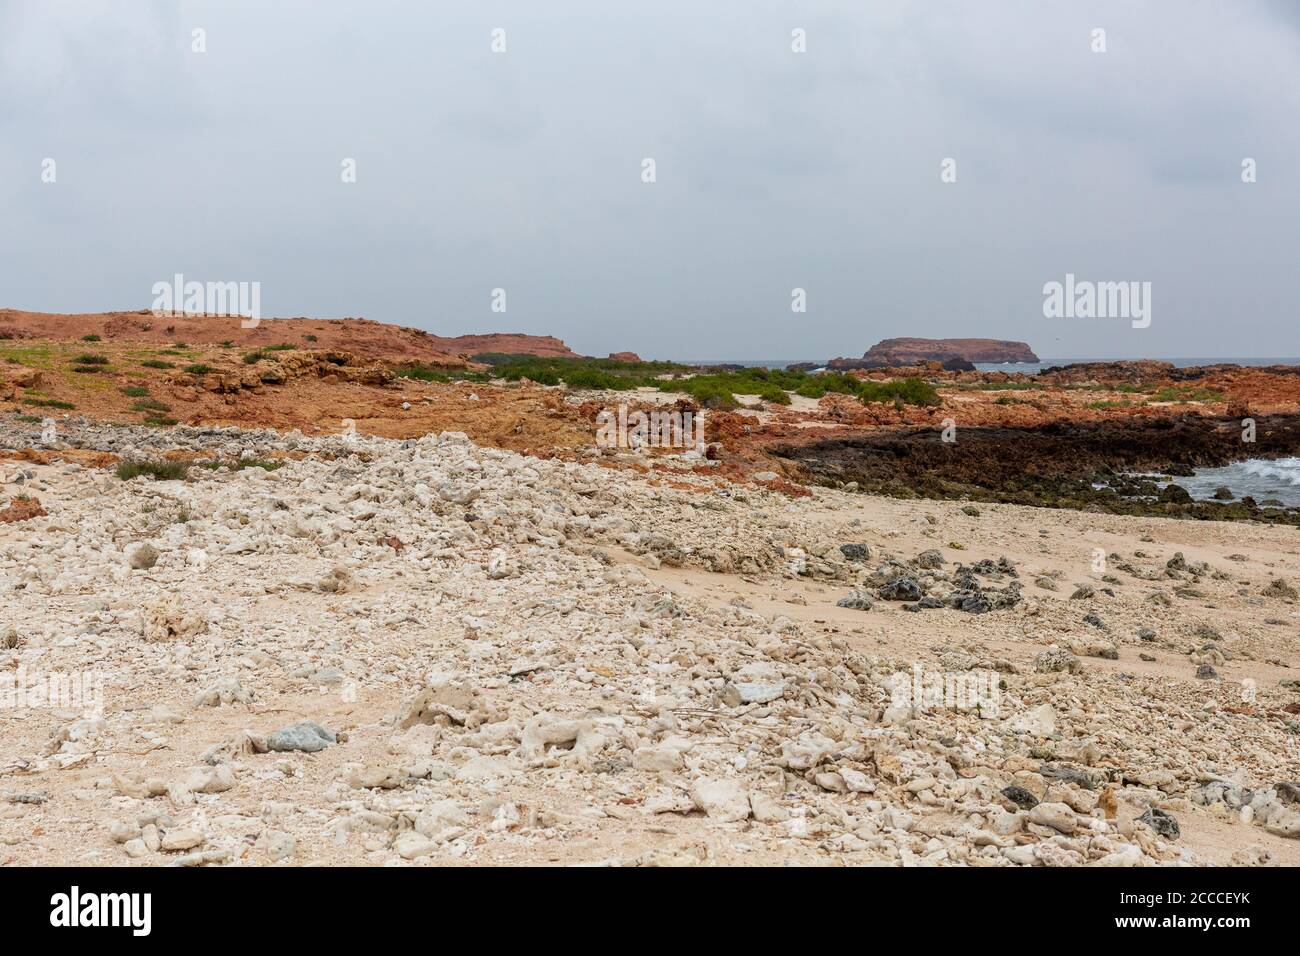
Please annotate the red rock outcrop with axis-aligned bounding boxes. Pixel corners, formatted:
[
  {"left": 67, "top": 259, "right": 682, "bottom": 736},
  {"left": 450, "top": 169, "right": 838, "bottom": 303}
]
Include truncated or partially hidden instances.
[{"left": 0, "top": 310, "right": 581, "bottom": 362}]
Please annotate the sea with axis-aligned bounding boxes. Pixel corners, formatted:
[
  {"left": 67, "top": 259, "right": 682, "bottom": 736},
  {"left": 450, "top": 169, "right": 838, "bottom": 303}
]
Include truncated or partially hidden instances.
[
  {"left": 1174, "top": 459, "right": 1300, "bottom": 508},
  {"left": 682, "top": 356, "right": 1300, "bottom": 508},
  {"left": 683, "top": 357, "right": 1300, "bottom": 375}
]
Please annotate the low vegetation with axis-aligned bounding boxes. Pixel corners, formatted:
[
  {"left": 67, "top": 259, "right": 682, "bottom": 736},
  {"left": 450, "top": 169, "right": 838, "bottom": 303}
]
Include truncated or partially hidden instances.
[
  {"left": 131, "top": 398, "right": 172, "bottom": 413},
  {"left": 115, "top": 459, "right": 189, "bottom": 481},
  {"left": 416, "top": 357, "right": 941, "bottom": 409},
  {"left": 1147, "top": 385, "right": 1224, "bottom": 403}
]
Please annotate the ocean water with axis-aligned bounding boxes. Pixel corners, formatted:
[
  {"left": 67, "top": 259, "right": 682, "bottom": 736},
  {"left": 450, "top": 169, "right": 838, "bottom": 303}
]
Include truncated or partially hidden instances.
[
  {"left": 1179, "top": 458, "right": 1300, "bottom": 508},
  {"left": 975, "top": 358, "right": 1300, "bottom": 375},
  {"left": 683, "top": 358, "right": 1300, "bottom": 374}
]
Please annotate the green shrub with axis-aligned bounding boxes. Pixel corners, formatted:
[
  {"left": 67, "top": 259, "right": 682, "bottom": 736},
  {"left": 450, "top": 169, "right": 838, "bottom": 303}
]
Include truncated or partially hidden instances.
[
  {"left": 121, "top": 386, "right": 149, "bottom": 398},
  {"left": 115, "top": 459, "right": 188, "bottom": 481},
  {"left": 856, "top": 378, "right": 941, "bottom": 406},
  {"left": 74, "top": 353, "right": 109, "bottom": 365},
  {"left": 141, "top": 359, "right": 174, "bottom": 369},
  {"left": 675, "top": 378, "right": 739, "bottom": 410},
  {"left": 183, "top": 364, "right": 212, "bottom": 375},
  {"left": 561, "top": 367, "right": 637, "bottom": 390},
  {"left": 132, "top": 399, "right": 171, "bottom": 412},
  {"left": 81, "top": 334, "right": 101, "bottom": 342},
  {"left": 756, "top": 384, "right": 791, "bottom": 405}
]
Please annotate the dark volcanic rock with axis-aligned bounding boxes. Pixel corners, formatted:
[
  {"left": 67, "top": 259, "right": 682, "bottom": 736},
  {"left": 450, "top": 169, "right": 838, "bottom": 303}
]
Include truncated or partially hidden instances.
[
  {"left": 839, "top": 543, "right": 871, "bottom": 562},
  {"left": 770, "top": 413, "right": 1300, "bottom": 527},
  {"left": 836, "top": 590, "right": 874, "bottom": 611},
  {"left": 878, "top": 577, "right": 923, "bottom": 601},
  {"left": 1001, "top": 785, "right": 1039, "bottom": 810},
  {"left": 1158, "top": 484, "right": 1192, "bottom": 504},
  {"left": 1137, "top": 807, "right": 1180, "bottom": 840}
]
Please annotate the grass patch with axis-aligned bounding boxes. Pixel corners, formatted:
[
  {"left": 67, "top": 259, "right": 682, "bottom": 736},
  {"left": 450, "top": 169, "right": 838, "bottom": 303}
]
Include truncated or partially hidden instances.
[
  {"left": 115, "top": 459, "right": 188, "bottom": 481},
  {"left": 121, "top": 386, "right": 150, "bottom": 398},
  {"left": 183, "top": 363, "right": 213, "bottom": 375},
  {"left": 140, "top": 359, "right": 174, "bottom": 369},
  {"left": 142, "top": 414, "right": 179, "bottom": 427},
  {"left": 81, "top": 334, "right": 101, "bottom": 342},
  {"left": 1147, "top": 386, "right": 1224, "bottom": 403},
  {"left": 131, "top": 399, "right": 172, "bottom": 412},
  {"left": 22, "top": 398, "right": 75, "bottom": 409},
  {"left": 0, "top": 346, "right": 53, "bottom": 368},
  {"left": 396, "top": 363, "right": 488, "bottom": 383},
  {"left": 73, "top": 353, "right": 109, "bottom": 365}
]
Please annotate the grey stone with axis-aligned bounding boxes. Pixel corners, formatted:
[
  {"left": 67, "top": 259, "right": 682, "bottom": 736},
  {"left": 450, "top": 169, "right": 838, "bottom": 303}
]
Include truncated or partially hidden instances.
[{"left": 267, "top": 720, "right": 337, "bottom": 753}]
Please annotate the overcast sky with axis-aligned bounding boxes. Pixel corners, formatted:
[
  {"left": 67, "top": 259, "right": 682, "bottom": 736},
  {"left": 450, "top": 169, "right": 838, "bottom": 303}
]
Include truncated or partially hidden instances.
[{"left": 2, "top": 0, "right": 1297, "bottom": 360}]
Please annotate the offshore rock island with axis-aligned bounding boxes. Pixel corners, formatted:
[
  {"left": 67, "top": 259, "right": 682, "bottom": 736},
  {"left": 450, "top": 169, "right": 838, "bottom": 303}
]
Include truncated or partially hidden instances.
[{"left": 830, "top": 338, "right": 1041, "bottom": 370}]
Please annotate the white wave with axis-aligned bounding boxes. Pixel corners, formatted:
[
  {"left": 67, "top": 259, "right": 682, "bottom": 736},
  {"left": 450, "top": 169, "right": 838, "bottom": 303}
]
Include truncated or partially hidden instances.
[{"left": 1238, "top": 458, "right": 1300, "bottom": 486}]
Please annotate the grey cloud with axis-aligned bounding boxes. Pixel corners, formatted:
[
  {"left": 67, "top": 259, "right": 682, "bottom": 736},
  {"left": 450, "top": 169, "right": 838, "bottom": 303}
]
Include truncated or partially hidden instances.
[{"left": 0, "top": 0, "right": 1297, "bottom": 360}]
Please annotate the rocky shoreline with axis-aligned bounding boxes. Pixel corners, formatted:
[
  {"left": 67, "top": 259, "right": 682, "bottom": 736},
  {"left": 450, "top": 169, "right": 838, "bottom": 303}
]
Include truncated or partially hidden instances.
[
  {"left": 773, "top": 414, "right": 1300, "bottom": 524},
  {"left": 2, "top": 418, "right": 1299, "bottom": 866}
]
